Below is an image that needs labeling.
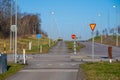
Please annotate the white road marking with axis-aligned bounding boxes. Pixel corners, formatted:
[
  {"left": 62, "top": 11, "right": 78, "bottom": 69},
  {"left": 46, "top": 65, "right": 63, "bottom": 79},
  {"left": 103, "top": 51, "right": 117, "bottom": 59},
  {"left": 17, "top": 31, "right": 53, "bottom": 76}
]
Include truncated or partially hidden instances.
[
  {"left": 48, "top": 64, "right": 52, "bottom": 66},
  {"left": 71, "top": 64, "right": 76, "bottom": 66},
  {"left": 36, "top": 64, "right": 40, "bottom": 66},
  {"left": 59, "top": 64, "right": 64, "bottom": 66},
  {"left": 20, "top": 69, "right": 78, "bottom": 72}
]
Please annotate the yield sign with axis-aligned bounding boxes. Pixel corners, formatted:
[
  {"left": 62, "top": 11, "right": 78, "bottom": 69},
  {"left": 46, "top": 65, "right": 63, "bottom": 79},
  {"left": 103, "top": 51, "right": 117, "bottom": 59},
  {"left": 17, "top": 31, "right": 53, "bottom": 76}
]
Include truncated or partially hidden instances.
[{"left": 90, "top": 23, "right": 96, "bottom": 31}]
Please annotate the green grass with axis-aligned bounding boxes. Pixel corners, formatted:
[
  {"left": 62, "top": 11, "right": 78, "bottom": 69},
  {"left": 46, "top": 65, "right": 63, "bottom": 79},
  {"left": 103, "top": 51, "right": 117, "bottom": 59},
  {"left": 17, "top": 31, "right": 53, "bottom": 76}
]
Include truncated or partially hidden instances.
[
  {"left": 0, "top": 62, "right": 25, "bottom": 80},
  {"left": 81, "top": 62, "right": 120, "bottom": 80},
  {"left": 65, "top": 41, "right": 85, "bottom": 52}
]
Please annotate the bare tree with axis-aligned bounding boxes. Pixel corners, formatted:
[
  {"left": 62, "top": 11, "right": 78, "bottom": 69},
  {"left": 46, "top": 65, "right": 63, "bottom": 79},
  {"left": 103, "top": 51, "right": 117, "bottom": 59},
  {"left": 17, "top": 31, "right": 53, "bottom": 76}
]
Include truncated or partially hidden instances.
[{"left": 0, "top": 0, "right": 47, "bottom": 38}]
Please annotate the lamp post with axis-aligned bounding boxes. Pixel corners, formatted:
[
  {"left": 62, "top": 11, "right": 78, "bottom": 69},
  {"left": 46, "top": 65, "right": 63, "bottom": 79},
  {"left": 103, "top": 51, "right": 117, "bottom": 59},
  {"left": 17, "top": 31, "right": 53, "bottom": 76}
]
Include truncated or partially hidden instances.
[
  {"left": 10, "top": 0, "right": 12, "bottom": 51},
  {"left": 113, "top": 5, "right": 119, "bottom": 47},
  {"left": 15, "top": 0, "right": 18, "bottom": 63},
  {"left": 51, "top": 11, "right": 60, "bottom": 40},
  {"left": 98, "top": 13, "right": 102, "bottom": 44}
]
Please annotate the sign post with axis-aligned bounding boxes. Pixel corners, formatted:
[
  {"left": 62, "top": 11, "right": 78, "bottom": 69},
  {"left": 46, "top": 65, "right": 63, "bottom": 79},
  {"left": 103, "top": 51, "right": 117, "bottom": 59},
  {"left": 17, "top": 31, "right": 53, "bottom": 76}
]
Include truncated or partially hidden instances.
[
  {"left": 71, "top": 34, "right": 76, "bottom": 54},
  {"left": 23, "top": 49, "right": 26, "bottom": 64},
  {"left": 89, "top": 23, "right": 96, "bottom": 60},
  {"left": 10, "top": 25, "right": 17, "bottom": 63},
  {"left": 49, "top": 39, "right": 51, "bottom": 47},
  {"left": 36, "top": 34, "right": 42, "bottom": 52}
]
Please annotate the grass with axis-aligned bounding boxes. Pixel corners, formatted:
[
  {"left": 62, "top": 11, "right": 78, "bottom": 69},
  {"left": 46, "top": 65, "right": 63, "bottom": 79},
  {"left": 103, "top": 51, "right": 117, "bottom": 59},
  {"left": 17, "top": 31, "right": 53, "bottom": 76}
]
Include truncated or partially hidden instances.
[
  {"left": 80, "top": 62, "right": 120, "bottom": 80},
  {"left": 0, "top": 35, "right": 56, "bottom": 54},
  {"left": 65, "top": 41, "right": 85, "bottom": 52},
  {"left": 0, "top": 62, "right": 25, "bottom": 80}
]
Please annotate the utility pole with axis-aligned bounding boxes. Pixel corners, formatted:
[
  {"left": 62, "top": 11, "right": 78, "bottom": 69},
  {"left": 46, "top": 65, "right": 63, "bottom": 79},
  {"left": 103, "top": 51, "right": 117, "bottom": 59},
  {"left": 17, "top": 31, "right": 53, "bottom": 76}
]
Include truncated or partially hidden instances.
[
  {"left": 10, "top": 0, "right": 12, "bottom": 51},
  {"left": 113, "top": 5, "right": 119, "bottom": 47},
  {"left": 98, "top": 13, "right": 102, "bottom": 44},
  {"left": 15, "top": 0, "right": 18, "bottom": 63}
]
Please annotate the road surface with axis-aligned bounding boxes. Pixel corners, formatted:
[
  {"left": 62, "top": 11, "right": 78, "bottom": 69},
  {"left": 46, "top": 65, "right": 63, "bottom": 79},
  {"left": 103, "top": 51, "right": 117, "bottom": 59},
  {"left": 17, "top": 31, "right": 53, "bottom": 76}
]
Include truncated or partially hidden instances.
[
  {"left": 79, "top": 42, "right": 120, "bottom": 59},
  {"left": 7, "top": 41, "right": 120, "bottom": 80},
  {"left": 7, "top": 41, "right": 82, "bottom": 80}
]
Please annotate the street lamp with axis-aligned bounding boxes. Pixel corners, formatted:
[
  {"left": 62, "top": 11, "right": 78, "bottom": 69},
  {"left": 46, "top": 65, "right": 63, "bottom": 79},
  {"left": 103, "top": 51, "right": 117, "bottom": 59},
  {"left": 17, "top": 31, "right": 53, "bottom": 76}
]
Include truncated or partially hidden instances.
[
  {"left": 10, "top": 0, "right": 12, "bottom": 51},
  {"left": 48, "top": 11, "right": 55, "bottom": 47},
  {"left": 51, "top": 11, "right": 61, "bottom": 40},
  {"left": 98, "top": 13, "right": 102, "bottom": 44},
  {"left": 113, "top": 5, "right": 119, "bottom": 47},
  {"left": 15, "top": 0, "right": 18, "bottom": 63}
]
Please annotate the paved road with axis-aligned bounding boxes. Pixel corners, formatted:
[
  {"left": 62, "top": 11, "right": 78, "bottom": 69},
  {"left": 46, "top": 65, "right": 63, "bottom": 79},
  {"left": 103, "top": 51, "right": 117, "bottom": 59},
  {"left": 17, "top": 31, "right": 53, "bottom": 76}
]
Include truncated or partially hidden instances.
[
  {"left": 7, "top": 41, "right": 82, "bottom": 80},
  {"left": 7, "top": 41, "right": 120, "bottom": 80},
  {"left": 79, "top": 42, "right": 120, "bottom": 59}
]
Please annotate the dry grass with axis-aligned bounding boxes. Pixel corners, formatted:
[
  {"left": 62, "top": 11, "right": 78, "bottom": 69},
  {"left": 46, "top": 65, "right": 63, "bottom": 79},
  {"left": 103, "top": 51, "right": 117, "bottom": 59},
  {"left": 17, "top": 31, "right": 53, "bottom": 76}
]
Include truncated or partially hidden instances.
[{"left": 0, "top": 36, "right": 55, "bottom": 54}]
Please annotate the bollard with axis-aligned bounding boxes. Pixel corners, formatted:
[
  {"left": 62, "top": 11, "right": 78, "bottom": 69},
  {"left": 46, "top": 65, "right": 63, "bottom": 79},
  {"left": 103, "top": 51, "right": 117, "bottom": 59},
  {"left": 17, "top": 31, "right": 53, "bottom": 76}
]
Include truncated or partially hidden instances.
[
  {"left": 3, "top": 42, "right": 6, "bottom": 53},
  {"left": 40, "top": 45, "right": 42, "bottom": 53},
  {"left": 29, "top": 41, "right": 32, "bottom": 50},
  {"left": 23, "top": 49, "right": 26, "bottom": 64},
  {"left": 108, "top": 46, "right": 112, "bottom": 63}
]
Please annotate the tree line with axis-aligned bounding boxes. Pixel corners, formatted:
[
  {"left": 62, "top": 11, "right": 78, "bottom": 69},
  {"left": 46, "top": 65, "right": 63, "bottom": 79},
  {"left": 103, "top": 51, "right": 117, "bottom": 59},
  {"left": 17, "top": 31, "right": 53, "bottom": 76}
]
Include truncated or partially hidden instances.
[{"left": 0, "top": 0, "right": 47, "bottom": 38}]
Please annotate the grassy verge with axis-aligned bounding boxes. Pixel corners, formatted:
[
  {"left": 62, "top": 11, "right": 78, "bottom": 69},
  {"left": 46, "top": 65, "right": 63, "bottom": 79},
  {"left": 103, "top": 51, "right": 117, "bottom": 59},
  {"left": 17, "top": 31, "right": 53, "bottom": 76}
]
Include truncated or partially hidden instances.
[
  {"left": 80, "top": 62, "right": 120, "bottom": 80},
  {"left": 0, "top": 35, "right": 56, "bottom": 54},
  {"left": 89, "top": 35, "right": 120, "bottom": 47},
  {"left": 65, "top": 41, "right": 85, "bottom": 52},
  {"left": 0, "top": 62, "right": 25, "bottom": 80}
]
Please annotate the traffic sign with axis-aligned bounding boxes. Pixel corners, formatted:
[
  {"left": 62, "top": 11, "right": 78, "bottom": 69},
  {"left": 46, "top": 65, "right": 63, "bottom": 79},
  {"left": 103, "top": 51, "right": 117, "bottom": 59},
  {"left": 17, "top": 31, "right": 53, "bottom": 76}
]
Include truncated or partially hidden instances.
[
  {"left": 89, "top": 23, "right": 96, "bottom": 60},
  {"left": 36, "top": 34, "right": 42, "bottom": 39},
  {"left": 11, "top": 25, "right": 17, "bottom": 32},
  {"left": 71, "top": 34, "right": 76, "bottom": 39},
  {"left": 90, "top": 23, "right": 96, "bottom": 31}
]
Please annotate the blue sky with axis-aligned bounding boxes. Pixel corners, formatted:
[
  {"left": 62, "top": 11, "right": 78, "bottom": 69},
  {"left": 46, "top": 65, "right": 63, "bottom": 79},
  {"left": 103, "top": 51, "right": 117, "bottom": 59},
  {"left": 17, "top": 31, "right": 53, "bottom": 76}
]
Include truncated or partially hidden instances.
[{"left": 18, "top": 0, "right": 120, "bottom": 40}]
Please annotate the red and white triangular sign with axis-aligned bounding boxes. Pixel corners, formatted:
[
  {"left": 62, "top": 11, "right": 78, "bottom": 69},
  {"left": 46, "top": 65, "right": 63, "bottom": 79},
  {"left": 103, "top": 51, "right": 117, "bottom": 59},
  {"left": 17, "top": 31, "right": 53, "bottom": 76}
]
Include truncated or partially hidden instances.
[{"left": 90, "top": 23, "right": 96, "bottom": 31}]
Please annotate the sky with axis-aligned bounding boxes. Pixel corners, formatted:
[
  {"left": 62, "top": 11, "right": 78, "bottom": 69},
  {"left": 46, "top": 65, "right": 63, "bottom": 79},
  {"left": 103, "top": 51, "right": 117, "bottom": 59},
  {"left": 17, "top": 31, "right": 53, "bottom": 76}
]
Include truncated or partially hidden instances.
[{"left": 18, "top": 0, "right": 120, "bottom": 40}]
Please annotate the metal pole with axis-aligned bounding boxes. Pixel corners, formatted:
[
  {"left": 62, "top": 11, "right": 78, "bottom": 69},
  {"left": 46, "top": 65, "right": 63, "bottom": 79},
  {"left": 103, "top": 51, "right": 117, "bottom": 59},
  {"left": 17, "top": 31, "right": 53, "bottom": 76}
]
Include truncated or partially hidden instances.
[
  {"left": 10, "top": 0, "right": 12, "bottom": 50},
  {"left": 49, "top": 39, "right": 50, "bottom": 47},
  {"left": 38, "top": 39, "right": 40, "bottom": 51},
  {"left": 113, "top": 5, "right": 119, "bottom": 47},
  {"left": 74, "top": 39, "right": 76, "bottom": 54},
  {"left": 13, "top": 32, "right": 15, "bottom": 61},
  {"left": 15, "top": 0, "right": 18, "bottom": 63},
  {"left": 92, "top": 31, "right": 94, "bottom": 60},
  {"left": 98, "top": 13, "right": 102, "bottom": 44},
  {"left": 101, "top": 34, "right": 102, "bottom": 44},
  {"left": 116, "top": 7, "right": 118, "bottom": 47}
]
